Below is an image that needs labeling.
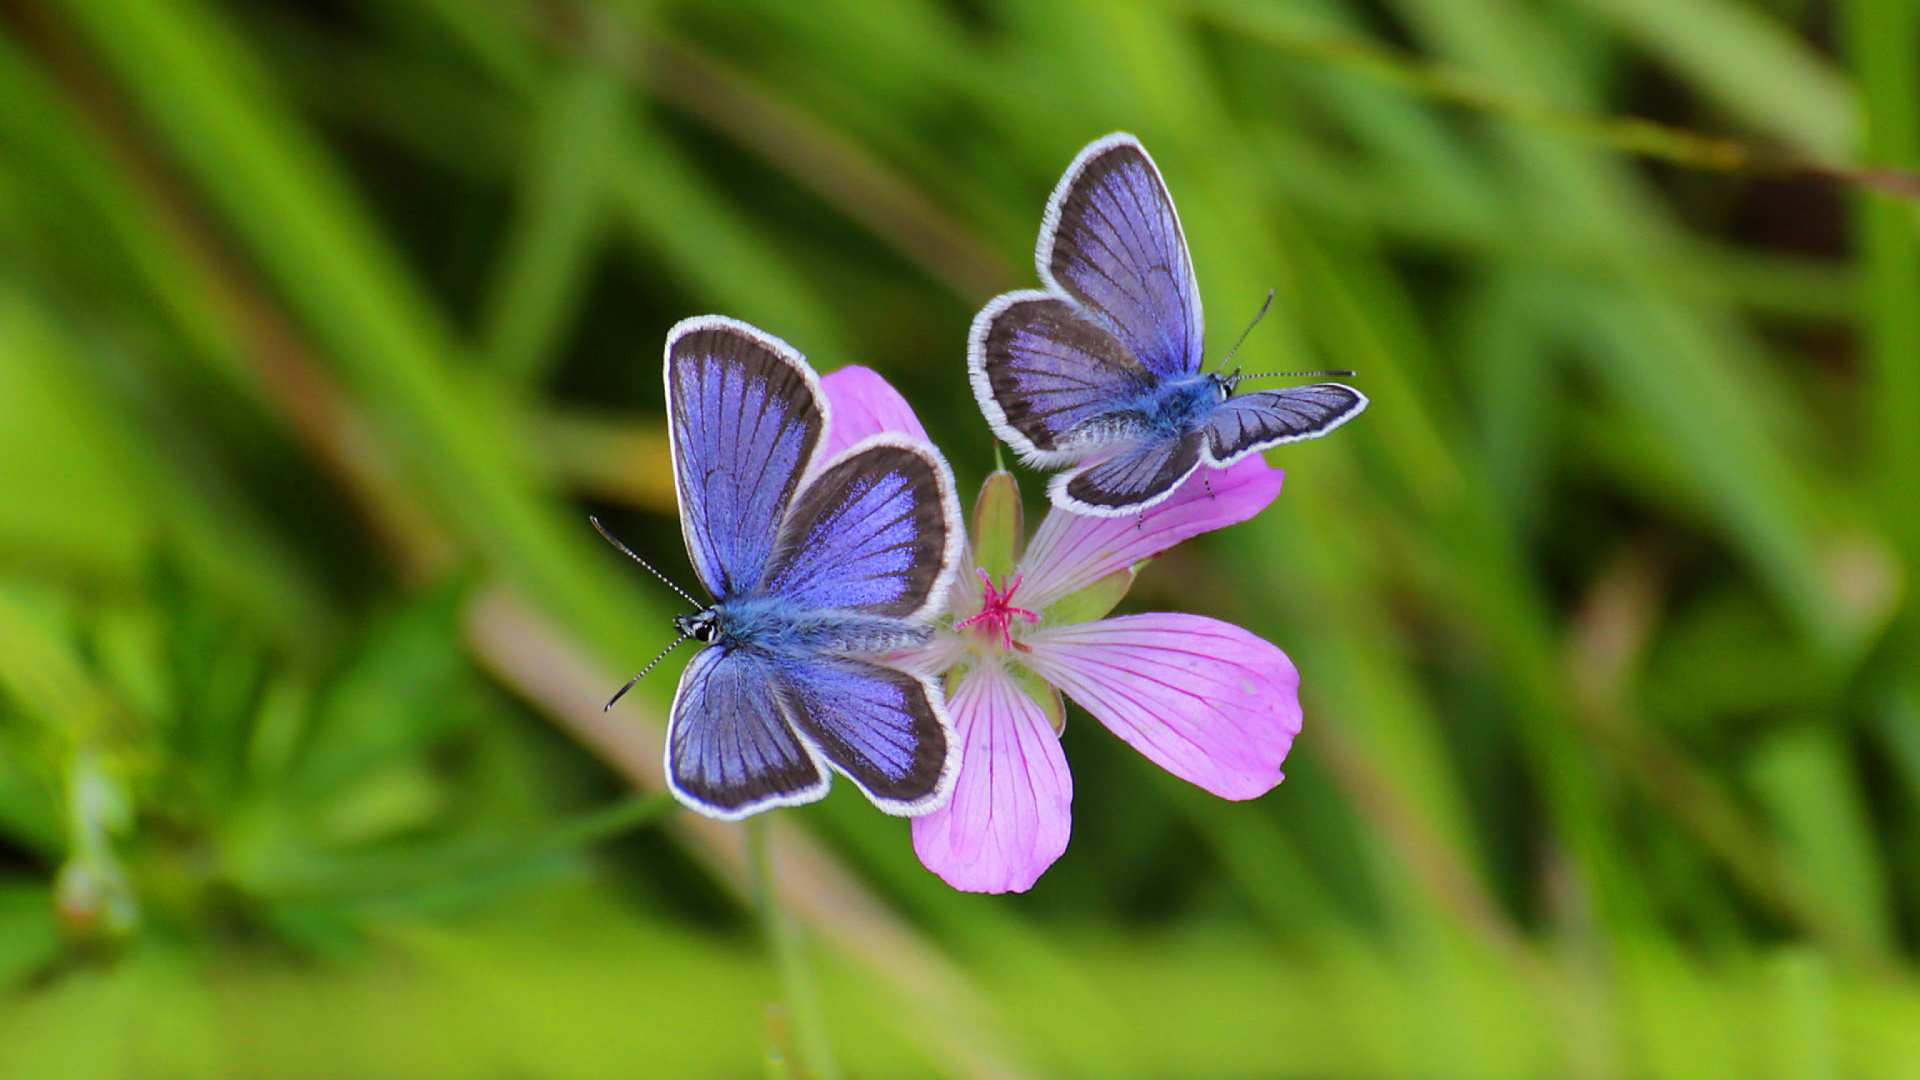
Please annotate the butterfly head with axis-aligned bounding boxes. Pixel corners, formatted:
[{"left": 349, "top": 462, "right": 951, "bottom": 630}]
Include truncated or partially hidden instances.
[{"left": 674, "top": 609, "right": 721, "bottom": 644}]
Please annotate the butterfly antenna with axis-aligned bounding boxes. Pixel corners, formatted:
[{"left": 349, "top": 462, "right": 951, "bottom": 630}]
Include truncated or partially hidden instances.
[
  {"left": 590, "top": 516, "right": 702, "bottom": 608},
  {"left": 1214, "top": 290, "right": 1276, "bottom": 373},
  {"left": 604, "top": 635, "right": 687, "bottom": 711},
  {"left": 1232, "top": 368, "right": 1358, "bottom": 381}
]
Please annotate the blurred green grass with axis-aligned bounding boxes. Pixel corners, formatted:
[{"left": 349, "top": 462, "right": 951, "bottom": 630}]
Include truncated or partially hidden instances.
[{"left": 2, "top": 0, "right": 1918, "bottom": 1076}]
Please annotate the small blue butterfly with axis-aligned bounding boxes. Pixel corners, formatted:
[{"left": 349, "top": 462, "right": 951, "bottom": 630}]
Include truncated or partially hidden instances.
[
  {"left": 602, "top": 316, "right": 962, "bottom": 820},
  {"left": 970, "top": 133, "right": 1369, "bottom": 516}
]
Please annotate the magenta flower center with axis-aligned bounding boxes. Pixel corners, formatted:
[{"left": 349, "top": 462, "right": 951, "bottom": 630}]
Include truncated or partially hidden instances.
[{"left": 956, "top": 568, "right": 1040, "bottom": 650}]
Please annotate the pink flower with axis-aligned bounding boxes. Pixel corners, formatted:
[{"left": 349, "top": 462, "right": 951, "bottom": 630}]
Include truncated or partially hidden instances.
[
  {"left": 912, "top": 463, "right": 1299, "bottom": 893},
  {"left": 817, "top": 365, "right": 930, "bottom": 462},
  {"left": 818, "top": 366, "right": 1303, "bottom": 895}
]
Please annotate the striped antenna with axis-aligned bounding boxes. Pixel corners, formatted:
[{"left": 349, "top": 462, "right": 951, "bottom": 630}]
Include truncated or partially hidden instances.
[
  {"left": 604, "top": 635, "right": 688, "bottom": 711},
  {"left": 1214, "top": 290, "right": 1275, "bottom": 372},
  {"left": 1233, "top": 368, "right": 1357, "bottom": 380},
  {"left": 591, "top": 516, "right": 701, "bottom": 608}
]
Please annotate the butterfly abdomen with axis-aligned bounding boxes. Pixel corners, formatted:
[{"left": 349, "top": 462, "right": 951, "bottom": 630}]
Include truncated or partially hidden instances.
[{"left": 709, "top": 596, "right": 930, "bottom": 656}]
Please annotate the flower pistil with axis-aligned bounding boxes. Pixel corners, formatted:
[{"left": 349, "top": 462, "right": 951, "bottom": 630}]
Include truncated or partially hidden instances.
[{"left": 955, "top": 568, "right": 1040, "bottom": 651}]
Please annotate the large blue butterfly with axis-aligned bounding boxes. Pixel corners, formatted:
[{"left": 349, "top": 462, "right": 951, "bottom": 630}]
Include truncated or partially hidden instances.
[
  {"left": 646, "top": 316, "right": 962, "bottom": 820},
  {"left": 969, "top": 133, "right": 1368, "bottom": 516}
]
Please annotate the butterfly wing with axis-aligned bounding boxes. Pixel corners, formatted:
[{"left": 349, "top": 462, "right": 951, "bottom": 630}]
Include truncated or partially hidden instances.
[
  {"left": 1049, "top": 429, "right": 1206, "bottom": 517},
  {"left": 969, "top": 292, "right": 1156, "bottom": 467},
  {"left": 665, "top": 316, "right": 824, "bottom": 601},
  {"left": 970, "top": 133, "right": 1208, "bottom": 490},
  {"left": 767, "top": 435, "right": 961, "bottom": 621},
  {"left": 777, "top": 655, "right": 955, "bottom": 815},
  {"left": 666, "top": 646, "right": 830, "bottom": 819},
  {"left": 1039, "top": 133, "right": 1204, "bottom": 380},
  {"left": 759, "top": 433, "right": 963, "bottom": 813},
  {"left": 664, "top": 317, "right": 962, "bottom": 819},
  {"left": 1201, "top": 385, "right": 1370, "bottom": 465}
]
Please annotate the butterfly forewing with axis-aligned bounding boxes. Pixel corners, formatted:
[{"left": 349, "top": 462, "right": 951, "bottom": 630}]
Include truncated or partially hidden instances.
[
  {"left": 1041, "top": 135, "right": 1204, "bottom": 380},
  {"left": 768, "top": 438, "right": 958, "bottom": 621},
  {"left": 776, "top": 657, "right": 954, "bottom": 816},
  {"left": 666, "top": 316, "right": 824, "bottom": 601},
  {"left": 667, "top": 646, "right": 830, "bottom": 819},
  {"left": 1201, "top": 384, "right": 1370, "bottom": 464}
]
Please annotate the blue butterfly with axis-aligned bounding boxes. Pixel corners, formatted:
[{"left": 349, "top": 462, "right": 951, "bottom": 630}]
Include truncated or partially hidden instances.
[
  {"left": 970, "top": 133, "right": 1369, "bottom": 516},
  {"left": 605, "top": 316, "right": 962, "bottom": 821}
]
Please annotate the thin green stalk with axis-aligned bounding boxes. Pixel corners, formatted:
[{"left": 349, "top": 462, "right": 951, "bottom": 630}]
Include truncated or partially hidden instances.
[
  {"left": 745, "top": 816, "right": 840, "bottom": 1080},
  {"left": 1846, "top": 0, "right": 1920, "bottom": 550}
]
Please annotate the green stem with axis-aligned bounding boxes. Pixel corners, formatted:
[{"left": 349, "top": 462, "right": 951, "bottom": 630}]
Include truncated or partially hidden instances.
[
  {"left": 745, "top": 815, "right": 840, "bottom": 1080},
  {"left": 1846, "top": 0, "right": 1920, "bottom": 551}
]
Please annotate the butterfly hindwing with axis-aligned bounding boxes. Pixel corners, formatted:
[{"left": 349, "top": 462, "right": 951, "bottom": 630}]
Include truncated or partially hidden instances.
[
  {"left": 1201, "top": 384, "right": 1371, "bottom": 465},
  {"left": 1040, "top": 134, "right": 1204, "bottom": 380},
  {"left": 667, "top": 646, "right": 829, "bottom": 820},
  {"left": 1052, "top": 429, "right": 1206, "bottom": 516},
  {"left": 777, "top": 655, "right": 954, "bottom": 816},
  {"left": 666, "top": 316, "right": 824, "bottom": 601},
  {"left": 969, "top": 292, "right": 1154, "bottom": 466},
  {"left": 768, "top": 436, "right": 959, "bottom": 621}
]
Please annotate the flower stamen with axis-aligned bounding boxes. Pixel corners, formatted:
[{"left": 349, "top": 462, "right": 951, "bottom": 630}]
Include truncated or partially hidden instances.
[{"left": 957, "top": 567, "right": 1040, "bottom": 650}]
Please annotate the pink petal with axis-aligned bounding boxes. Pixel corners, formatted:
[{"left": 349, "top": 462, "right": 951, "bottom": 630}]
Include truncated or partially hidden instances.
[
  {"left": 1017, "top": 458, "right": 1282, "bottom": 610},
  {"left": 1024, "top": 614, "right": 1299, "bottom": 799},
  {"left": 912, "top": 662, "right": 1072, "bottom": 893},
  {"left": 819, "top": 365, "right": 929, "bottom": 459}
]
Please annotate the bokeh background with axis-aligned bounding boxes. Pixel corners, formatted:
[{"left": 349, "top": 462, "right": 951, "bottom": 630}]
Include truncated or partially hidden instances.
[{"left": 2, "top": 0, "right": 1918, "bottom": 1075}]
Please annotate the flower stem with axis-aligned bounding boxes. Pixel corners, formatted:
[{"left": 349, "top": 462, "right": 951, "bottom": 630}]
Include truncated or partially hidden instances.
[{"left": 745, "top": 814, "right": 841, "bottom": 1080}]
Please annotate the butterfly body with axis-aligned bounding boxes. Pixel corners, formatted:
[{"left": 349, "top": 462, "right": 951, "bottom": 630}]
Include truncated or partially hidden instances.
[
  {"left": 654, "top": 315, "right": 962, "bottom": 821},
  {"left": 1130, "top": 372, "right": 1232, "bottom": 436},
  {"left": 689, "top": 596, "right": 929, "bottom": 656},
  {"left": 971, "top": 133, "right": 1369, "bottom": 516}
]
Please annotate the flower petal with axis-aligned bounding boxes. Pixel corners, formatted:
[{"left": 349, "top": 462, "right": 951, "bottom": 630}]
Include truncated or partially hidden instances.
[
  {"left": 1024, "top": 614, "right": 1299, "bottom": 799},
  {"left": 819, "top": 365, "right": 929, "bottom": 459},
  {"left": 1018, "top": 457, "right": 1282, "bottom": 610},
  {"left": 912, "top": 662, "right": 1072, "bottom": 893}
]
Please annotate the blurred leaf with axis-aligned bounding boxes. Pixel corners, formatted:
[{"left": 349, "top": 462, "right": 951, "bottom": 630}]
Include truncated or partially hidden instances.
[
  {"left": 0, "top": 881, "right": 59, "bottom": 990},
  {"left": 480, "top": 63, "right": 624, "bottom": 384},
  {"left": 534, "top": 408, "right": 676, "bottom": 513},
  {"left": 296, "top": 584, "right": 474, "bottom": 798},
  {"left": 1570, "top": 0, "right": 1855, "bottom": 157},
  {"left": 0, "top": 293, "right": 151, "bottom": 582},
  {"left": 1748, "top": 727, "right": 1895, "bottom": 957}
]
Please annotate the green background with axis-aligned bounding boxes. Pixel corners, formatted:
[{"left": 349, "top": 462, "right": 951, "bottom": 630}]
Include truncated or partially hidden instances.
[{"left": 1, "top": 0, "right": 1917, "bottom": 1075}]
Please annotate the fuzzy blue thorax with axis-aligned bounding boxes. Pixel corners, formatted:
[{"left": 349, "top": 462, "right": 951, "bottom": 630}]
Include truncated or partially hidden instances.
[
  {"left": 687, "top": 595, "right": 929, "bottom": 656},
  {"left": 1129, "top": 372, "right": 1232, "bottom": 436}
]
